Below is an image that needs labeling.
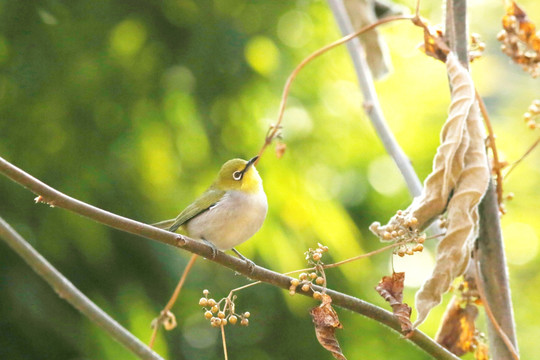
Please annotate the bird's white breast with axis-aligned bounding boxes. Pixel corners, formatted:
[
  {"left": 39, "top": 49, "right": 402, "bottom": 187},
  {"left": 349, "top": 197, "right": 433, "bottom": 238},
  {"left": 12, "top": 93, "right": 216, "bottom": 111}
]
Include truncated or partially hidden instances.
[{"left": 186, "top": 188, "right": 268, "bottom": 250}]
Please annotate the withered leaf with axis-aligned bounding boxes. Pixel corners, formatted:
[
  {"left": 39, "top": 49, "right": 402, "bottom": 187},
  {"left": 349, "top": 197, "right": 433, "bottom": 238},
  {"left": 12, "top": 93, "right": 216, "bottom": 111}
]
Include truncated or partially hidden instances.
[
  {"left": 275, "top": 142, "right": 287, "bottom": 159},
  {"left": 435, "top": 297, "right": 478, "bottom": 356},
  {"left": 310, "top": 294, "right": 347, "bottom": 360},
  {"left": 375, "top": 272, "right": 413, "bottom": 334}
]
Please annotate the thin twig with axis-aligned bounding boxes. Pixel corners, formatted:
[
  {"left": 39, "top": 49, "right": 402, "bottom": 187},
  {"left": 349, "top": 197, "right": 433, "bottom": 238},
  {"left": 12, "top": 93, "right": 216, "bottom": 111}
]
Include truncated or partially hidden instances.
[
  {"left": 473, "top": 250, "right": 520, "bottom": 360},
  {"left": 0, "top": 156, "right": 459, "bottom": 360},
  {"left": 504, "top": 136, "right": 540, "bottom": 180},
  {"left": 0, "top": 217, "right": 164, "bottom": 360},
  {"left": 149, "top": 254, "right": 198, "bottom": 349},
  {"left": 221, "top": 324, "right": 228, "bottom": 360},
  {"left": 255, "top": 13, "right": 414, "bottom": 167},
  {"left": 325, "top": 233, "right": 443, "bottom": 269},
  {"left": 476, "top": 89, "right": 504, "bottom": 206}
]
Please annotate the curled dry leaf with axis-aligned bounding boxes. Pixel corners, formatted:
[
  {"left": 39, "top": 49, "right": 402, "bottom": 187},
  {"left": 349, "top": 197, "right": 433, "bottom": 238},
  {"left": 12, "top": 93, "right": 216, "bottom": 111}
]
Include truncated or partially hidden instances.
[
  {"left": 375, "top": 272, "right": 413, "bottom": 334},
  {"left": 310, "top": 294, "right": 347, "bottom": 360},
  {"left": 435, "top": 297, "right": 478, "bottom": 356},
  {"left": 370, "top": 53, "right": 490, "bottom": 326}
]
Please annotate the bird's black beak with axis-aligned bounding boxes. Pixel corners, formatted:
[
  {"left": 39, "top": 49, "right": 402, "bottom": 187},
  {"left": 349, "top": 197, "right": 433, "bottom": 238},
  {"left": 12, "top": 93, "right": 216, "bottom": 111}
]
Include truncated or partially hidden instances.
[{"left": 241, "top": 156, "right": 259, "bottom": 174}]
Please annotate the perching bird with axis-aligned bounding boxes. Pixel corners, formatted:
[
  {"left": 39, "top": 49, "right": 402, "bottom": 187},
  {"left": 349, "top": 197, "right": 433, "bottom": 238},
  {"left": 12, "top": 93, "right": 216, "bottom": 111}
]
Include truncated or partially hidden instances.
[{"left": 154, "top": 156, "right": 267, "bottom": 264}]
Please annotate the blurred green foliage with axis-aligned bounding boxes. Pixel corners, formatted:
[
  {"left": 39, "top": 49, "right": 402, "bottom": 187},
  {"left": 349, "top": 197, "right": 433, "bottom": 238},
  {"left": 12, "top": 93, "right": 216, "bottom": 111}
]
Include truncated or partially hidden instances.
[{"left": 0, "top": 0, "right": 539, "bottom": 359}]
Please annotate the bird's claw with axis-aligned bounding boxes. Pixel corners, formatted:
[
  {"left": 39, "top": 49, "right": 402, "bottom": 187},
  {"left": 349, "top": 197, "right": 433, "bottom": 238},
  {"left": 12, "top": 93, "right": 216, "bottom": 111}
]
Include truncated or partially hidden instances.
[{"left": 232, "top": 248, "right": 256, "bottom": 275}]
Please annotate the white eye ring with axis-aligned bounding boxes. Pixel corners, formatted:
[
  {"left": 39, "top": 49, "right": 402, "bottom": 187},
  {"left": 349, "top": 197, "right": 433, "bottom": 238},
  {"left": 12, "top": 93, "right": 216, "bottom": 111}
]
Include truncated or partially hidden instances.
[{"left": 233, "top": 171, "right": 242, "bottom": 180}]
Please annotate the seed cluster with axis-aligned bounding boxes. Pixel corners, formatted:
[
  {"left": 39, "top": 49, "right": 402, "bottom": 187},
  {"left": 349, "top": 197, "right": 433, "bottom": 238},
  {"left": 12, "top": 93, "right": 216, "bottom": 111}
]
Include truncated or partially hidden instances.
[
  {"left": 199, "top": 289, "right": 251, "bottom": 327},
  {"left": 469, "top": 33, "right": 486, "bottom": 62},
  {"left": 497, "top": 1, "right": 540, "bottom": 77},
  {"left": 370, "top": 210, "right": 427, "bottom": 257},
  {"left": 523, "top": 99, "right": 540, "bottom": 130},
  {"left": 289, "top": 243, "right": 328, "bottom": 299}
]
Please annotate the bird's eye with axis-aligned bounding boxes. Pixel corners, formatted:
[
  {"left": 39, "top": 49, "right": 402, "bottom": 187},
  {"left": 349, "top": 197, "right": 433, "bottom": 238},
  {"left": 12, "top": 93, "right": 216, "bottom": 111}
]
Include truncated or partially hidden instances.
[{"left": 233, "top": 171, "right": 242, "bottom": 180}]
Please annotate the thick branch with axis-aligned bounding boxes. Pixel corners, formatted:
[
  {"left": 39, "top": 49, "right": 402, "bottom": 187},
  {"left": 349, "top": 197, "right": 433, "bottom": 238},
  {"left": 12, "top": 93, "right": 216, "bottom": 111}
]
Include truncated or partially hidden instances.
[
  {"left": 0, "top": 156, "right": 459, "bottom": 360},
  {"left": 0, "top": 217, "right": 164, "bottom": 360}
]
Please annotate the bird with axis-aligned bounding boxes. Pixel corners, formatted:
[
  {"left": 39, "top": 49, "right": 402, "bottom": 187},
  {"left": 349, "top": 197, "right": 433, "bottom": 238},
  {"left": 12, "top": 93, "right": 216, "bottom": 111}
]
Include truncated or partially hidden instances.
[{"left": 153, "top": 156, "right": 267, "bottom": 266}]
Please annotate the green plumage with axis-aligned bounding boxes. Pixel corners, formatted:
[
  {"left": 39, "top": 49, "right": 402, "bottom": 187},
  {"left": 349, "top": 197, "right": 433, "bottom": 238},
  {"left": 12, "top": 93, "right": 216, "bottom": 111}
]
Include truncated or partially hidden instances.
[{"left": 155, "top": 186, "right": 226, "bottom": 233}]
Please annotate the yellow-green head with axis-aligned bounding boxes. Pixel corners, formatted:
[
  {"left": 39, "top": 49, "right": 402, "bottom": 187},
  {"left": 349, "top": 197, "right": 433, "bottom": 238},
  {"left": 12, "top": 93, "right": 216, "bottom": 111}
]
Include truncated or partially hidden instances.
[{"left": 214, "top": 156, "right": 262, "bottom": 194}]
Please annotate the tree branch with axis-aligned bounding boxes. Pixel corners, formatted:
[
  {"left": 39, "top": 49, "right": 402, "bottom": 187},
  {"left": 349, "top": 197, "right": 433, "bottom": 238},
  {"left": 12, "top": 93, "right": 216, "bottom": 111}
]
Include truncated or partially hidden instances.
[
  {"left": 327, "top": 0, "right": 423, "bottom": 198},
  {"left": 0, "top": 217, "right": 164, "bottom": 360},
  {"left": 0, "top": 156, "right": 459, "bottom": 360}
]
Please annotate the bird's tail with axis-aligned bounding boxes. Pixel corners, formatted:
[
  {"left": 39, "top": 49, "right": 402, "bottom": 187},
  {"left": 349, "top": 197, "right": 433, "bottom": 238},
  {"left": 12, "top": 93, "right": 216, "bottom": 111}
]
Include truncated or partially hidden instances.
[{"left": 151, "top": 219, "right": 176, "bottom": 230}]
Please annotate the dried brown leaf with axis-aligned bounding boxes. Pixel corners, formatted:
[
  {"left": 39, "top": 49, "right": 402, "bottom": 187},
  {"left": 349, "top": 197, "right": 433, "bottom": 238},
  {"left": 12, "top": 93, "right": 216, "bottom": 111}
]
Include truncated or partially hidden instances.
[
  {"left": 310, "top": 294, "right": 347, "bottom": 360},
  {"left": 414, "top": 54, "right": 489, "bottom": 326},
  {"left": 370, "top": 53, "right": 489, "bottom": 327},
  {"left": 275, "top": 142, "right": 287, "bottom": 159},
  {"left": 435, "top": 297, "right": 478, "bottom": 356},
  {"left": 375, "top": 272, "right": 413, "bottom": 334},
  {"left": 499, "top": 0, "right": 540, "bottom": 77}
]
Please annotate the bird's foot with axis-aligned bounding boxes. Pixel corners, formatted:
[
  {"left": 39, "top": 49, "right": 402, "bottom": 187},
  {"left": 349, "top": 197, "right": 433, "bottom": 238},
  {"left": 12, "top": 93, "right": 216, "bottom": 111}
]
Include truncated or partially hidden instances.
[
  {"left": 232, "top": 248, "right": 256, "bottom": 274},
  {"left": 202, "top": 238, "right": 218, "bottom": 259}
]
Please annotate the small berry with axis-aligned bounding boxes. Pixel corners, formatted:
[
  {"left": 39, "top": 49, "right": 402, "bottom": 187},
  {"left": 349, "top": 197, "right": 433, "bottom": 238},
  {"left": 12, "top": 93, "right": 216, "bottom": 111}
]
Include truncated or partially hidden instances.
[
  {"left": 313, "top": 291, "right": 323, "bottom": 300},
  {"left": 221, "top": 319, "right": 228, "bottom": 326},
  {"left": 241, "top": 318, "right": 249, "bottom": 326},
  {"left": 417, "top": 234, "right": 426, "bottom": 244},
  {"left": 321, "top": 246, "right": 329, "bottom": 252},
  {"left": 217, "top": 311, "right": 225, "bottom": 319},
  {"left": 310, "top": 272, "right": 318, "bottom": 279},
  {"left": 315, "top": 277, "right": 324, "bottom": 285},
  {"left": 410, "top": 217, "right": 418, "bottom": 226},
  {"left": 383, "top": 231, "right": 392, "bottom": 240},
  {"left": 406, "top": 249, "right": 414, "bottom": 256},
  {"left": 207, "top": 298, "right": 216, "bottom": 307},
  {"left": 290, "top": 279, "right": 300, "bottom": 286},
  {"left": 204, "top": 310, "right": 213, "bottom": 319},
  {"left": 289, "top": 289, "right": 296, "bottom": 296},
  {"left": 211, "top": 305, "right": 219, "bottom": 313},
  {"left": 229, "top": 315, "right": 238, "bottom": 325},
  {"left": 211, "top": 317, "right": 221, "bottom": 327},
  {"left": 243, "top": 312, "right": 251, "bottom": 318},
  {"left": 301, "top": 284, "right": 310, "bottom": 292},
  {"left": 199, "top": 298, "right": 208, "bottom": 307},
  {"left": 299, "top": 272, "right": 308, "bottom": 280},
  {"left": 312, "top": 253, "right": 322, "bottom": 261},
  {"left": 397, "top": 251, "right": 405, "bottom": 257},
  {"left": 527, "top": 120, "right": 537, "bottom": 129},
  {"left": 397, "top": 229, "right": 405, "bottom": 236},
  {"left": 391, "top": 231, "right": 398, "bottom": 238},
  {"left": 413, "top": 244, "right": 424, "bottom": 252},
  {"left": 506, "top": 192, "right": 514, "bottom": 200},
  {"left": 397, "top": 210, "right": 403, "bottom": 215},
  {"left": 203, "top": 289, "right": 209, "bottom": 296}
]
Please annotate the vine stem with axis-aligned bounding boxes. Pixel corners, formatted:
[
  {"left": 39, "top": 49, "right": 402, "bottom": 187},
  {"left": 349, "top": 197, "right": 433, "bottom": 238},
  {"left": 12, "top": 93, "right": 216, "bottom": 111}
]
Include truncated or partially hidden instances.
[
  {"left": 0, "top": 156, "right": 459, "bottom": 360},
  {"left": 149, "top": 254, "right": 198, "bottom": 349},
  {"left": 254, "top": 13, "right": 414, "bottom": 167}
]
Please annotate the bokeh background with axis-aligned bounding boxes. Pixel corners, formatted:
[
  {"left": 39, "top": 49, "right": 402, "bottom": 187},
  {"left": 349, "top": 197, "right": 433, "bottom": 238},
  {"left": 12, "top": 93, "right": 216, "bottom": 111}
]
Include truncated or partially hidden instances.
[{"left": 1, "top": 0, "right": 539, "bottom": 359}]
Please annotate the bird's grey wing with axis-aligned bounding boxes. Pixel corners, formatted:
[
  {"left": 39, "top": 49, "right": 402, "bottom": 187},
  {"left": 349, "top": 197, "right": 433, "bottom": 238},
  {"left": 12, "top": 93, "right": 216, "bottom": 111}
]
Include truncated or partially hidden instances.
[{"left": 168, "top": 188, "right": 226, "bottom": 232}]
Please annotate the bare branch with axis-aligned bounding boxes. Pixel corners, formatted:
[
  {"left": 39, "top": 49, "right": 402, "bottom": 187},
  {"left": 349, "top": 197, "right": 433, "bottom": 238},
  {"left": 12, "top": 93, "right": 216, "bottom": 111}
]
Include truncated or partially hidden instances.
[
  {"left": 0, "top": 156, "right": 459, "bottom": 360},
  {"left": 0, "top": 217, "right": 164, "bottom": 360}
]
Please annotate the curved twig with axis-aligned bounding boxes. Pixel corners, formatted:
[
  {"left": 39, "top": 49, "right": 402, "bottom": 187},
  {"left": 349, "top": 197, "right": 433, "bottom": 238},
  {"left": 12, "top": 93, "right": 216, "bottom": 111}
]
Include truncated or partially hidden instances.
[{"left": 254, "top": 14, "right": 414, "bottom": 166}]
